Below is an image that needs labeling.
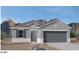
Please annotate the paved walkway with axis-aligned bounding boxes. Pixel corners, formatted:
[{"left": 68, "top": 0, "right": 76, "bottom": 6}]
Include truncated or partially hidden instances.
[{"left": 47, "top": 43, "right": 79, "bottom": 50}]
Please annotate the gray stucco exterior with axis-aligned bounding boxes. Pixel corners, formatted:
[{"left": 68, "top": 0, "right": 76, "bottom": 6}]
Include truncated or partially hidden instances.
[
  {"left": 41, "top": 21, "right": 70, "bottom": 30},
  {"left": 10, "top": 20, "right": 71, "bottom": 43},
  {"left": 10, "top": 27, "right": 31, "bottom": 43},
  {"left": 37, "top": 20, "right": 71, "bottom": 43}
]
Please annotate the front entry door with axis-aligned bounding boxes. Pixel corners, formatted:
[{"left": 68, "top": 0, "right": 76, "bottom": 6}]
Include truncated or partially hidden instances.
[{"left": 31, "top": 31, "right": 37, "bottom": 42}]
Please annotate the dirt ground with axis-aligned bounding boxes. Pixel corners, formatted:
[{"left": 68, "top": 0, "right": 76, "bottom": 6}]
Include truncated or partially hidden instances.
[
  {"left": 71, "top": 38, "right": 79, "bottom": 45},
  {"left": 73, "top": 42, "right": 79, "bottom": 45},
  {"left": 1, "top": 42, "right": 32, "bottom": 50},
  {"left": 1, "top": 42, "right": 58, "bottom": 50}
]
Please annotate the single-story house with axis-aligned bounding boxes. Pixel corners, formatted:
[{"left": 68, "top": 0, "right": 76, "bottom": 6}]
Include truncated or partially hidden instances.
[{"left": 10, "top": 19, "right": 71, "bottom": 43}]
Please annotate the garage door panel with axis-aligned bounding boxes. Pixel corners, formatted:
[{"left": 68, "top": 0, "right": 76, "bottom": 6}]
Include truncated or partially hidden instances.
[{"left": 44, "top": 31, "right": 67, "bottom": 42}]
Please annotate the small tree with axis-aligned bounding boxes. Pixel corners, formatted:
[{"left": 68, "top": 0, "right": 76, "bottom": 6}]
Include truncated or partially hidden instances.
[
  {"left": 1, "top": 31, "right": 7, "bottom": 40},
  {"left": 70, "top": 32, "right": 76, "bottom": 38}
]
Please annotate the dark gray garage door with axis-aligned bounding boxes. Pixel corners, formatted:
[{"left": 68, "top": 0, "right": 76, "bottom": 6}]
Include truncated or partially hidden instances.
[{"left": 43, "top": 31, "right": 67, "bottom": 42}]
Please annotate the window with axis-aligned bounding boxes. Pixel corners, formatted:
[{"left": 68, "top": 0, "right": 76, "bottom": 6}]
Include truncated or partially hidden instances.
[
  {"left": 18, "top": 30, "right": 23, "bottom": 37},
  {"left": 16, "top": 29, "right": 26, "bottom": 38}
]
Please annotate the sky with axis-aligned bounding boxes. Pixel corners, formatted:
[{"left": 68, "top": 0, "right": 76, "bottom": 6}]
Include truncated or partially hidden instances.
[{"left": 1, "top": 6, "right": 79, "bottom": 24}]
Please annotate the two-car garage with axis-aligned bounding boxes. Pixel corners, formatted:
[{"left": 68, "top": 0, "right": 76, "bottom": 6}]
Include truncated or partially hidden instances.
[
  {"left": 37, "top": 20, "right": 71, "bottom": 43},
  {"left": 43, "top": 31, "right": 67, "bottom": 42}
]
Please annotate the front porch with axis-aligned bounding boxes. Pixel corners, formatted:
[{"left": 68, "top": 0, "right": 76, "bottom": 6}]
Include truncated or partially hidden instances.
[{"left": 10, "top": 26, "right": 31, "bottom": 43}]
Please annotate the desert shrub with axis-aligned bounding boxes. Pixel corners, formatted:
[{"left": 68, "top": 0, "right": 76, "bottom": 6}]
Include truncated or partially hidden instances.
[
  {"left": 1, "top": 31, "right": 7, "bottom": 40},
  {"left": 70, "top": 32, "right": 76, "bottom": 38}
]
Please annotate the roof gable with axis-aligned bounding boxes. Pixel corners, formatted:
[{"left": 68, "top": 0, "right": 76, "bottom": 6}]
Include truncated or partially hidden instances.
[{"left": 39, "top": 19, "right": 71, "bottom": 30}]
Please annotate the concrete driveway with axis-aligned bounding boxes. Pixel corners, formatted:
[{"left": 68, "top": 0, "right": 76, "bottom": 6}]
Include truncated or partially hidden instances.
[{"left": 46, "top": 43, "right": 79, "bottom": 50}]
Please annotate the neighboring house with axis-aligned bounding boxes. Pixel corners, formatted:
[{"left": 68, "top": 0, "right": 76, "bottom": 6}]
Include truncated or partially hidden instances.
[
  {"left": 69, "top": 23, "right": 79, "bottom": 36},
  {"left": 9, "top": 19, "right": 71, "bottom": 43}
]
